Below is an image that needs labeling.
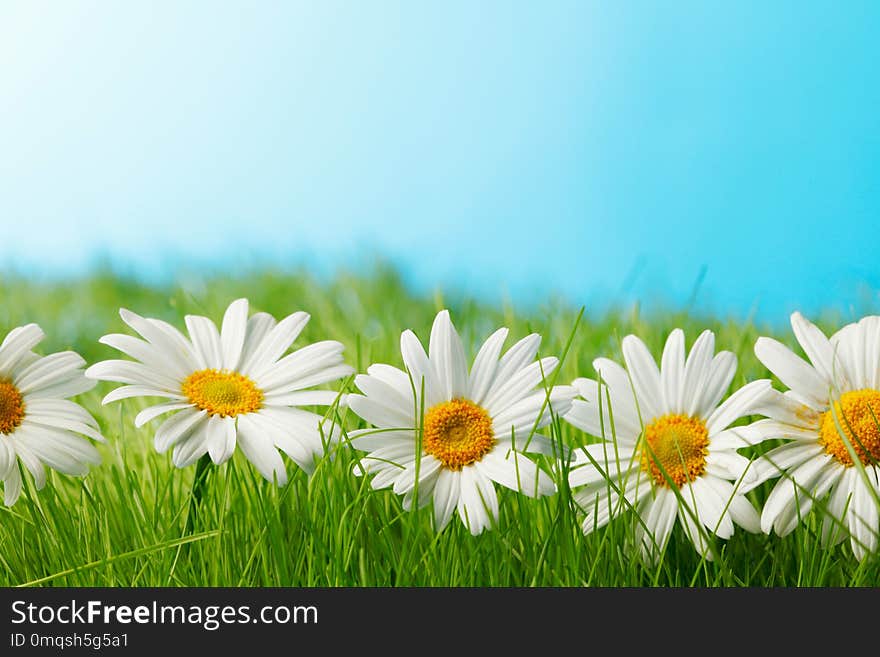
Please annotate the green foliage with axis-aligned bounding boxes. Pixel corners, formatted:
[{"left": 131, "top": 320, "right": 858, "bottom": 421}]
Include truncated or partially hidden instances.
[{"left": 0, "top": 266, "right": 877, "bottom": 586}]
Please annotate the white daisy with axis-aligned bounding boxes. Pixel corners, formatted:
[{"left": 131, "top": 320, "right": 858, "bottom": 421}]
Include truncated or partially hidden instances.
[
  {"left": 744, "top": 312, "right": 880, "bottom": 559},
  {"left": 85, "top": 299, "right": 353, "bottom": 483},
  {"left": 563, "top": 329, "right": 768, "bottom": 561},
  {"left": 347, "top": 309, "right": 575, "bottom": 535},
  {"left": 0, "top": 323, "right": 103, "bottom": 505}
]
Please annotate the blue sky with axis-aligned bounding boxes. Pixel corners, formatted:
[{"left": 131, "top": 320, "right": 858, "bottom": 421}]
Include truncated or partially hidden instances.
[{"left": 1, "top": 1, "right": 878, "bottom": 323}]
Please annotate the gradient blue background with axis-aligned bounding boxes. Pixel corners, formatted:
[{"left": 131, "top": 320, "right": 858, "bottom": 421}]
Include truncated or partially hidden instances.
[{"left": 2, "top": 1, "right": 878, "bottom": 322}]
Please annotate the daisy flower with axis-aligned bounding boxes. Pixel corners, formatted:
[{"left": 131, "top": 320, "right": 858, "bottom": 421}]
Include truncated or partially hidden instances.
[
  {"left": 347, "top": 310, "right": 575, "bottom": 535},
  {"left": 744, "top": 312, "right": 880, "bottom": 559},
  {"left": 86, "top": 299, "right": 353, "bottom": 483},
  {"left": 563, "top": 329, "right": 768, "bottom": 560},
  {"left": 0, "top": 323, "right": 103, "bottom": 505}
]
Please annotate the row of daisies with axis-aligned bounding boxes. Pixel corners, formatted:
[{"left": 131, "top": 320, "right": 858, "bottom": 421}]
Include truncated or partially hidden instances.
[{"left": 0, "top": 299, "right": 878, "bottom": 561}]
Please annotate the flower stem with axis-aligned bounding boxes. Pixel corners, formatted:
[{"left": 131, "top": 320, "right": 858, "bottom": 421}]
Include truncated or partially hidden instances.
[{"left": 184, "top": 454, "right": 213, "bottom": 535}]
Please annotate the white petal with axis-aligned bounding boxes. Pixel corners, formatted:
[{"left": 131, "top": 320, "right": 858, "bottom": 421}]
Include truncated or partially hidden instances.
[
  {"left": 171, "top": 424, "right": 211, "bottom": 468},
  {"left": 749, "top": 388, "right": 821, "bottom": 429},
  {"left": 651, "top": 489, "right": 680, "bottom": 552},
  {"left": 754, "top": 337, "right": 829, "bottom": 408},
  {"left": 492, "top": 385, "right": 575, "bottom": 439},
  {"left": 706, "top": 379, "right": 773, "bottom": 435},
  {"left": 8, "top": 438, "right": 45, "bottom": 488},
  {"left": 237, "top": 312, "right": 279, "bottom": 374},
  {"left": 98, "top": 333, "right": 190, "bottom": 380},
  {"left": 13, "top": 425, "right": 96, "bottom": 475},
  {"left": 220, "top": 298, "right": 249, "bottom": 370},
  {"left": 680, "top": 331, "right": 717, "bottom": 417},
  {"left": 704, "top": 449, "right": 756, "bottom": 484},
  {"left": 726, "top": 492, "right": 761, "bottom": 533},
  {"left": 348, "top": 394, "right": 412, "bottom": 429},
  {"left": 576, "top": 487, "right": 621, "bottom": 534},
  {"left": 234, "top": 413, "right": 292, "bottom": 484},
  {"left": 501, "top": 433, "right": 563, "bottom": 457},
  {"left": 184, "top": 315, "right": 224, "bottom": 370},
  {"left": 23, "top": 398, "right": 99, "bottom": 428},
  {"left": 242, "top": 311, "right": 310, "bottom": 379},
  {"left": 3, "top": 464, "right": 22, "bottom": 506},
  {"left": 365, "top": 363, "right": 413, "bottom": 399},
  {"left": 708, "top": 427, "right": 759, "bottom": 451},
  {"left": 790, "top": 311, "right": 837, "bottom": 387},
  {"left": 27, "top": 424, "right": 101, "bottom": 466},
  {"left": 741, "top": 418, "right": 822, "bottom": 443},
  {"left": 402, "top": 465, "right": 441, "bottom": 511},
  {"left": 0, "top": 440, "right": 13, "bottom": 479},
  {"left": 353, "top": 373, "right": 413, "bottom": 417},
  {"left": 704, "top": 475, "right": 758, "bottom": 533},
  {"left": 400, "top": 329, "right": 442, "bottom": 407},
  {"left": 575, "top": 467, "right": 648, "bottom": 530},
  {"left": 135, "top": 402, "right": 193, "bottom": 428},
  {"left": 690, "top": 477, "right": 734, "bottom": 539},
  {"left": 483, "top": 357, "right": 559, "bottom": 417},
  {"left": 393, "top": 456, "right": 442, "bottom": 497},
  {"left": 433, "top": 469, "right": 461, "bottom": 532},
  {"left": 13, "top": 351, "right": 85, "bottom": 393},
  {"left": 428, "top": 310, "right": 469, "bottom": 400},
  {"left": 262, "top": 390, "right": 346, "bottom": 408},
  {"left": 265, "top": 364, "right": 353, "bottom": 395},
  {"left": 468, "top": 327, "right": 508, "bottom": 406},
  {"left": 154, "top": 408, "right": 207, "bottom": 453},
  {"left": 678, "top": 493, "right": 713, "bottom": 559},
  {"left": 0, "top": 324, "right": 44, "bottom": 377},
  {"left": 563, "top": 398, "right": 639, "bottom": 445},
  {"left": 102, "top": 385, "right": 186, "bottom": 404},
  {"left": 207, "top": 415, "right": 237, "bottom": 465},
  {"left": 25, "top": 375, "right": 95, "bottom": 401},
  {"left": 481, "top": 334, "right": 542, "bottom": 405},
  {"left": 24, "top": 413, "right": 104, "bottom": 443},
  {"left": 774, "top": 464, "right": 841, "bottom": 538},
  {"left": 694, "top": 351, "right": 737, "bottom": 419},
  {"left": 831, "top": 322, "right": 866, "bottom": 391},
  {"left": 84, "top": 360, "right": 180, "bottom": 391},
  {"left": 255, "top": 340, "right": 346, "bottom": 392},
  {"left": 660, "top": 329, "right": 686, "bottom": 414},
  {"left": 390, "top": 462, "right": 418, "bottom": 496},
  {"left": 591, "top": 358, "right": 643, "bottom": 428},
  {"left": 477, "top": 449, "right": 555, "bottom": 497},
  {"left": 620, "top": 335, "right": 664, "bottom": 421},
  {"left": 118, "top": 309, "right": 199, "bottom": 372},
  {"left": 457, "top": 466, "right": 496, "bottom": 535},
  {"left": 348, "top": 428, "right": 416, "bottom": 452},
  {"left": 572, "top": 377, "right": 598, "bottom": 403},
  {"left": 359, "top": 441, "right": 419, "bottom": 471},
  {"left": 848, "top": 469, "right": 879, "bottom": 559},
  {"left": 253, "top": 407, "right": 335, "bottom": 472},
  {"left": 863, "top": 316, "right": 880, "bottom": 390},
  {"left": 821, "top": 471, "right": 855, "bottom": 547},
  {"left": 368, "top": 467, "right": 405, "bottom": 490},
  {"left": 635, "top": 490, "right": 675, "bottom": 560},
  {"left": 761, "top": 456, "right": 838, "bottom": 535},
  {"left": 371, "top": 460, "right": 416, "bottom": 490},
  {"left": 568, "top": 444, "right": 636, "bottom": 488},
  {"left": 747, "top": 442, "right": 825, "bottom": 490}
]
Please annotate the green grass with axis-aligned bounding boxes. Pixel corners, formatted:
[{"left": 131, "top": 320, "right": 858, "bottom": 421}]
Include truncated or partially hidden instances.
[{"left": 0, "top": 265, "right": 878, "bottom": 586}]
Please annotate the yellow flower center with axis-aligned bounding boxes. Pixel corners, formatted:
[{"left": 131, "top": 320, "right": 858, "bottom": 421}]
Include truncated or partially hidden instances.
[
  {"left": 0, "top": 380, "right": 25, "bottom": 435},
  {"left": 640, "top": 413, "right": 710, "bottom": 488},
  {"left": 819, "top": 389, "right": 880, "bottom": 467},
  {"left": 423, "top": 398, "right": 495, "bottom": 470},
  {"left": 181, "top": 369, "right": 263, "bottom": 417}
]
